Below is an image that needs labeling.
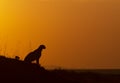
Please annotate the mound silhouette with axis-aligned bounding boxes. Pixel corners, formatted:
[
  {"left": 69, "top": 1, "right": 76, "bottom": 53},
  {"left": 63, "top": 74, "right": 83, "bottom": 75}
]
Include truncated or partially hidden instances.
[
  {"left": 0, "top": 56, "right": 78, "bottom": 83},
  {"left": 0, "top": 56, "right": 120, "bottom": 83}
]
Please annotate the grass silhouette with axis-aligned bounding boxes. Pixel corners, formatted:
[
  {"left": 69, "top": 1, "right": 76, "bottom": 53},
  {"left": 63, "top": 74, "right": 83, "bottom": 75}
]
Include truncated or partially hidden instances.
[
  {"left": 0, "top": 55, "right": 120, "bottom": 83},
  {"left": 0, "top": 55, "right": 77, "bottom": 83}
]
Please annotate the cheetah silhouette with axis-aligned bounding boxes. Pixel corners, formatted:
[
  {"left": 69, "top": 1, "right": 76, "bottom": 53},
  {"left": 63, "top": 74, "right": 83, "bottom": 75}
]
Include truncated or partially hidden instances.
[{"left": 24, "top": 45, "right": 46, "bottom": 65}]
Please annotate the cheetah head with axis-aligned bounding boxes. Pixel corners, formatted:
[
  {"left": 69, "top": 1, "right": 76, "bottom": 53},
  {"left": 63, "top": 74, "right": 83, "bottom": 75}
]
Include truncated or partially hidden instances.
[{"left": 39, "top": 45, "right": 46, "bottom": 49}]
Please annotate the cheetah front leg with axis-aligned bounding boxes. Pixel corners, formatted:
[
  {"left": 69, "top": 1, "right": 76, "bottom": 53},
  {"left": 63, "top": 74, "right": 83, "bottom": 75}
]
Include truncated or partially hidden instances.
[{"left": 36, "top": 58, "right": 40, "bottom": 66}]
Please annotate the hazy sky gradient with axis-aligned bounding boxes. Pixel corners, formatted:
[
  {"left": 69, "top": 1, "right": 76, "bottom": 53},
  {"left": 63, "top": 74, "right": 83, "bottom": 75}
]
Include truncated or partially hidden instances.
[{"left": 0, "top": 0, "right": 120, "bottom": 69}]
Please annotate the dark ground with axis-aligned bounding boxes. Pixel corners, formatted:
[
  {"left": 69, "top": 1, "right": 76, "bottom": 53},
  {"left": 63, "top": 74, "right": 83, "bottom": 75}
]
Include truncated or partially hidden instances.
[{"left": 0, "top": 56, "right": 120, "bottom": 83}]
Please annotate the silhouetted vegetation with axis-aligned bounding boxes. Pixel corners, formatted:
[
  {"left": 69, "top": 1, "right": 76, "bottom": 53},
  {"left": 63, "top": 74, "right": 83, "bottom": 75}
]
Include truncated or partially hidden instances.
[
  {"left": 15, "top": 56, "right": 20, "bottom": 60},
  {"left": 0, "top": 56, "right": 120, "bottom": 83},
  {"left": 0, "top": 55, "right": 76, "bottom": 83}
]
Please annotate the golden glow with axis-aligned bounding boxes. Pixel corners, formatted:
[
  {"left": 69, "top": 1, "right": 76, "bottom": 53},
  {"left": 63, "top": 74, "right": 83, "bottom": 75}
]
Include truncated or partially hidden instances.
[{"left": 0, "top": 0, "right": 120, "bottom": 69}]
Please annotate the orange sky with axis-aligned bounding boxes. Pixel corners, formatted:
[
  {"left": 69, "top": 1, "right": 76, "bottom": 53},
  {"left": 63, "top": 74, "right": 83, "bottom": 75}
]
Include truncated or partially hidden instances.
[{"left": 0, "top": 0, "right": 120, "bottom": 69}]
